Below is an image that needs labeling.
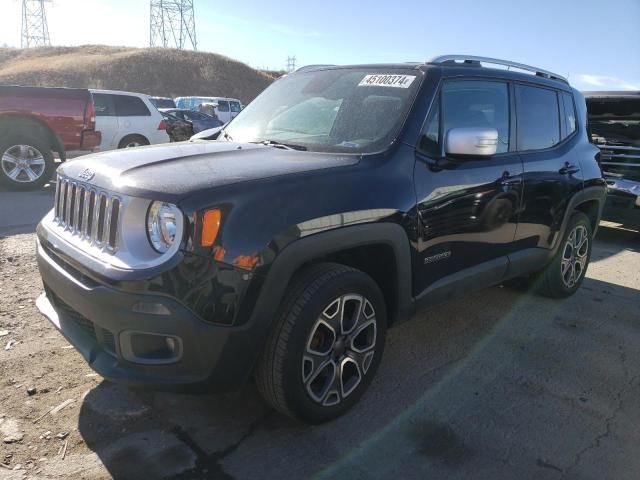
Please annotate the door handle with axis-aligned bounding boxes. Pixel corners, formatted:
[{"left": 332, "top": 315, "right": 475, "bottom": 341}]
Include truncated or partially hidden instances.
[
  {"left": 499, "top": 171, "right": 520, "bottom": 188},
  {"left": 559, "top": 162, "right": 580, "bottom": 175}
]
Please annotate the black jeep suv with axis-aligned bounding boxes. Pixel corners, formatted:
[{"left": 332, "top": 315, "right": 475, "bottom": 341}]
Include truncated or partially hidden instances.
[{"left": 36, "top": 55, "right": 606, "bottom": 423}]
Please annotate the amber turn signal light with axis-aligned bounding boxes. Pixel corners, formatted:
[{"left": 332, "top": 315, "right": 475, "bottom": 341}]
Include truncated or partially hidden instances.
[{"left": 201, "top": 209, "right": 221, "bottom": 247}]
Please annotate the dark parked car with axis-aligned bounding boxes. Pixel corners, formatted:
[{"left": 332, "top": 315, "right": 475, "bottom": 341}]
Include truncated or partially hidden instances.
[
  {"left": 149, "top": 96, "right": 176, "bottom": 109},
  {"left": 160, "top": 111, "right": 195, "bottom": 142},
  {"left": 160, "top": 108, "right": 223, "bottom": 133},
  {"left": 585, "top": 91, "right": 640, "bottom": 226},
  {"left": 36, "top": 56, "right": 606, "bottom": 423},
  {"left": 0, "top": 85, "right": 101, "bottom": 190}
]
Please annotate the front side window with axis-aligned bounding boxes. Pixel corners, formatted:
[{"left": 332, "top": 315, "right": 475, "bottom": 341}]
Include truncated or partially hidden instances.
[
  {"left": 217, "top": 101, "right": 230, "bottom": 112},
  {"left": 418, "top": 80, "right": 509, "bottom": 155},
  {"left": 516, "top": 85, "right": 560, "bottom": 150},
  {"left": 113, "top": 95, "right": 151, "bottom": 117},
  {"left": 230, "top": 101, "right": 241, "bottom": 113},
  {"left": 224, "top": 68, "right": 422, "bottom": 153}
]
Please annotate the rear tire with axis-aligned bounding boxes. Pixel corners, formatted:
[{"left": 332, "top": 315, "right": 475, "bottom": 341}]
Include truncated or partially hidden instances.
[
  {"left": 536, "top": 211, "right": 593, "bottom": 298},
  {"left": 118, "top": 135, "right": 149, "bottom": 149},
  {"left": 255, "top": 263, "right": 387, "bottom": 423},
  {"left": 0, "top": 136, "right": 54, "bottom": 191}
]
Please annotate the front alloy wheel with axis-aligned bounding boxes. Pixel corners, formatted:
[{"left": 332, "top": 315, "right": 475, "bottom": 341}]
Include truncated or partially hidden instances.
[
  {"left": 256, "top": 263, "right": 387, "bottom": 423},
  {"left": 303, "top": 294, "right": 377, "bottom": 407}
]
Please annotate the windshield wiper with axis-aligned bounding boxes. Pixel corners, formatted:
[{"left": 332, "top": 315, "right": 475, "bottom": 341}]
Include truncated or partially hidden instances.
[
  {"left": 221, "top": 130, "right": 233, "bottom": 141},
  {"left": 252, "top": 139, "right": 307, "bottom": 151}
]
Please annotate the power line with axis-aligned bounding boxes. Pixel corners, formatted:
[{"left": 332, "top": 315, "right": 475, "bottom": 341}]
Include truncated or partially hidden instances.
[
  {"left": 150, "top": 0, "right": 197, "bottom": 50},
  {"left": 286, "top": 55, "right": 297, "bottom": 73},
  {"left": 21, "top": 0, "right": 51, "bottom": 48}
]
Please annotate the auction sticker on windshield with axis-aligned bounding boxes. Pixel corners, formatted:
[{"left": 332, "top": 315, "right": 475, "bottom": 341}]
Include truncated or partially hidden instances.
[{"left": 358, "top": 74, "right": 416, "bottom": 88}]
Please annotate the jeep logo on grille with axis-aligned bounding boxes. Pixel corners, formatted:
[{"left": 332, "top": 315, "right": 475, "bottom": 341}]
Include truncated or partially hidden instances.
[{"left": 78, "top": 168, "right": 95, "bottom": 181}]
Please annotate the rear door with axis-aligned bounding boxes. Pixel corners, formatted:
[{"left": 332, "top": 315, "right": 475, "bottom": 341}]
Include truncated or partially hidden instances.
[
  {"left": 216, "top": 100, "right": 231, "bottom": 123},
  {"left": 230, "top": 100, "right": 241, "bottom": 119},
  {"left": 93, "top": 93, "right": 119, "bottom": 150},
  {"left": 512, "top": 84, "right": 582, "bottom": 253},
  {"left": 112, "top": 94, "right": 153, "bottom": 144},
  {"left": 413, "top": 79, "right": 523, "bottom": 302}
]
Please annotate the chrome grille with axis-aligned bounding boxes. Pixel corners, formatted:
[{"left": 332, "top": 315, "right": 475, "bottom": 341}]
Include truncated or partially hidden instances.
[{"left": 54, "top": 176, "right": 122, "bottom": 251}]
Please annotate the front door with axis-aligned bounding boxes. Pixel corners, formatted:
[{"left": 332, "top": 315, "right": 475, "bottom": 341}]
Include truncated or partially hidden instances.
[{"left": 413, "top": 79, "right": 523, "bottom": 302}]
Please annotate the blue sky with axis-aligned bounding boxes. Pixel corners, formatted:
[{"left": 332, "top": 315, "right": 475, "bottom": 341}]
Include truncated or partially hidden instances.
[{"left": 1, "top": 0, "right": 638, "bottom": 90}]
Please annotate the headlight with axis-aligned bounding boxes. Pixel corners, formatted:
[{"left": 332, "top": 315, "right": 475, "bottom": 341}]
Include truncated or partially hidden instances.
[{"left": 146, "top": 201, "right": 181, "bottom": 253}]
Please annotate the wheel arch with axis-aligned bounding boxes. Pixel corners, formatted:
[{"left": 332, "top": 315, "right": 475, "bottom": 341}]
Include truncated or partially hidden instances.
[
  {"left": 117, "top": 133, "right": 150, "bottom": 148},
  {"left": 252, "top": 223, "right": 414, "bottom": 332},
  {"left": 0, "top": 113, "right": 65, "bottom": 160},
  {"left": 553, "top": 186, "right": 606, "bottom": 254}
]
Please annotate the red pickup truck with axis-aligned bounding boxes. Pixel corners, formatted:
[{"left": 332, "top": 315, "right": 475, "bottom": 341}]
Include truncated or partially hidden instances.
[{"left": 0, "top": 86, "right": 101, "bottom": 190}]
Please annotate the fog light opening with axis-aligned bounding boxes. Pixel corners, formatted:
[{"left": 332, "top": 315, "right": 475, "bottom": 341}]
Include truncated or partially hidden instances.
[{"left": 120, "top": 331, "right": 183, "bottom": 365}]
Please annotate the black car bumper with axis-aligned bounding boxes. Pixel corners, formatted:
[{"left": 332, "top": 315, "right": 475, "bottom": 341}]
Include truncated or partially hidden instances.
[
  {"left": 602, "top": 176, "right": 640, "bottom": 226},
  {"left": 36, "top": 239, "right": 261, "bottom": 393}
]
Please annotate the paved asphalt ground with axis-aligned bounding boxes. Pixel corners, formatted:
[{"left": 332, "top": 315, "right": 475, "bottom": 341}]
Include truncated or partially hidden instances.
[{"left": 0, "top": 182, "right": 639, "bottom": 480}]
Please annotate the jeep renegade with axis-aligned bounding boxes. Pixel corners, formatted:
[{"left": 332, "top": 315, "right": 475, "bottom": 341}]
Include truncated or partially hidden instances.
[{"left": 36, "top": 55, "right": 607, "bottom": 423}]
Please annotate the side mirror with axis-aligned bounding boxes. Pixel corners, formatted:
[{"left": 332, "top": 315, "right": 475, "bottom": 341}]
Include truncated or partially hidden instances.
[{"left": 445, "top": 127, "right": 499, "bottom": 157}]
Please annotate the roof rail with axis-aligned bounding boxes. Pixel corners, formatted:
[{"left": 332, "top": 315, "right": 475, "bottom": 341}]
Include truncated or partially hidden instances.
[
  {"left": 429, "top": 55, "right": 568, "bottom": 83},
  {"left": 295, "top": 64, "right": 336, "bottom": 73}
]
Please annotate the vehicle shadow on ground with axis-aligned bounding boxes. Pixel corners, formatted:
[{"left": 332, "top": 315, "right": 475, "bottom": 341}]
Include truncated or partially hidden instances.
[
  {"left": 0, "top": 182, "right": 55, "bottom": 236},
  {"left": 590, "top": 223, "right": 639, "bottom": 265},
  {"left": 75, "top": 265, "right": 639, "bottom": 480}
]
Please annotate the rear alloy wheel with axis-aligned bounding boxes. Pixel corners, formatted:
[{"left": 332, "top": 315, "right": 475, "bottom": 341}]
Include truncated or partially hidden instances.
[
  {"left": 560, "top": 224, "right": 589, "bottom": 289},
  {"left": 0, "top": 140, "right": 54, "bottom": 191},
  {"left": 255, "top": 263, "right": 386, "bottom": 423},
  {"left": 118, "top": 135, "right": 149, "bottom": 149},
  {"left": 536, "top": 211, "right": 593, "bottom": 298}
]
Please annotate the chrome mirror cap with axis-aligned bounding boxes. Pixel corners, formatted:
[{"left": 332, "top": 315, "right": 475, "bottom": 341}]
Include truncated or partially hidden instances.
[{"left": 445, "top": 127, "right": 499, "bottom": 157}]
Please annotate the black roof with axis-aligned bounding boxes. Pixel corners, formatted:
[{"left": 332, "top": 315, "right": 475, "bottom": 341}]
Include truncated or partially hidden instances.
[{"left": 296, "top": 62, "right": 572, "bottom": 90}]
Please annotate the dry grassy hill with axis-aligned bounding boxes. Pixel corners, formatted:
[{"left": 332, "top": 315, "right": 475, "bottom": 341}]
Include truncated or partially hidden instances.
[{"left": 0, "top": 45, "right": 276, "bottom": 103}]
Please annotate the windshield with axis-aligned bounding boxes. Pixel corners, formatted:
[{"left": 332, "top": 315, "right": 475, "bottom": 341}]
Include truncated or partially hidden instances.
[{"left": 223, "top": 68, "right": 422, "bottom": 153}]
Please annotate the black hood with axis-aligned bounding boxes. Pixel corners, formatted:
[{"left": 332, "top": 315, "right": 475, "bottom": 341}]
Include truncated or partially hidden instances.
[{"left": 58, "top": 141, "right": 359, "bottom": 200}]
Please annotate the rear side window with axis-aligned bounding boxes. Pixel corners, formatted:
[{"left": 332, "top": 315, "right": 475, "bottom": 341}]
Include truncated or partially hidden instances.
[
  {"left": 418, "top": 80, "right": 510, "bottom": 155},
  {"left": 113, "top": 95, "right": 151, "bottom": 116},
  {"left": 516, "top": 85, "right": 560, "bottom": 150},
  {"left": 561, "top": 92, "right": 577, "bottom": 139},
  {"left": 217, "top": 100, "right": 230, "bottom": 112},
  {"left": 230, "top": 101, "right": 241, "bottom": 113},
  {"left": 93, "top": 93, "right": 115, "bottom": 116}
]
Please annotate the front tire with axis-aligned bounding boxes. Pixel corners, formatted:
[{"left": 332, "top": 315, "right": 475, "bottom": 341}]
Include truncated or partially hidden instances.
[
  {"left": 255, "top": 263, "right": 387, "bottom": 423},
  {"left": 536, "top": 211, "right": 593, "bottom": 298},
  {"left": 0, "top": 137, "right": 54, "bottom": 191}
]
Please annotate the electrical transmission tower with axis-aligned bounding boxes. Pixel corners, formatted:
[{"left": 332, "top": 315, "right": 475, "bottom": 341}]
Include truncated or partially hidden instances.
[
  {"left": 286, "top": 55, "right": 297, "bottom": 72},
  {"left": 150, "top": 1, "right": 197, "bottom": 50},
  {"left": 21, "top": 0, "right": 51, "bottom": 48}
]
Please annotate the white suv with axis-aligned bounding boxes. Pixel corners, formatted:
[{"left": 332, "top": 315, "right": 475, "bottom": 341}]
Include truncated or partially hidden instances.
[
  {"left": 174, "top": 96, "right": 243, "bottom": 123},
  {"left": 91, "top": 89, "right": 170, "bottom": 151}
]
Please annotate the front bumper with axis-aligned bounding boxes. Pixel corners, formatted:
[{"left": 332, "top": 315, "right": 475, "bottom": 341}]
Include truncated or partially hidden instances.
[{"left": 36, "top": 238, "right": 260, "bottom": 392}]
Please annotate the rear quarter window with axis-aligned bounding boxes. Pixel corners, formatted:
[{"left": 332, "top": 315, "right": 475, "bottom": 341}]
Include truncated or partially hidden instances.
[
  {"left": 113, "top": 95, "right": 151, "bottom": 117},
  {"left": 93, "top": 93, "right": 115, "bottom": 116}
]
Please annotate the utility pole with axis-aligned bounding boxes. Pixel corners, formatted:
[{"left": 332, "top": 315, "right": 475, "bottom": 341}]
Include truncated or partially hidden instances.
[
  {"left": 21, "top": 0, "right": 51, "bottom": 48},
  {"left": 286, "top": 55, "right": 297, "bottom": 73},
  {"left": 150, "top": 0, "right": 197, "bottom": 50}
]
